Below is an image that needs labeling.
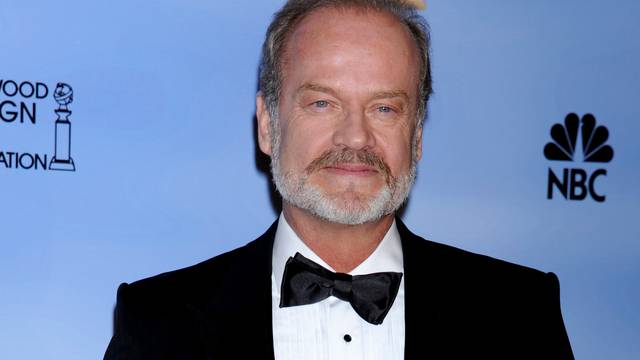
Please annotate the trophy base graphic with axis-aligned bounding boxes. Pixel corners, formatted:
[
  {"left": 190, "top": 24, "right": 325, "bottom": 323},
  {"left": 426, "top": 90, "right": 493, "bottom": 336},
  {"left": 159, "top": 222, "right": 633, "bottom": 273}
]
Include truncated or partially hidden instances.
[{"left": 49, "top": 157, "right": 76, "bottom": 171}]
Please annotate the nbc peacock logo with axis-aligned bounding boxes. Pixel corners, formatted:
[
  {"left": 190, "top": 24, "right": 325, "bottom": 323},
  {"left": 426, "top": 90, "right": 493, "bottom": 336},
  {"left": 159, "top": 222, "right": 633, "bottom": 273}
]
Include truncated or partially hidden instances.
[{"left": 544, "top": 113, "right": 613, "bottom": 202}]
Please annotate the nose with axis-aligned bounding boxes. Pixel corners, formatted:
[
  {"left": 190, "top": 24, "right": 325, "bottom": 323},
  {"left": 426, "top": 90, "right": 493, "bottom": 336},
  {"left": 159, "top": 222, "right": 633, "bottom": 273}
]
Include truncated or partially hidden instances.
[{"left": 332, "top": 109, "right": 376, "bottom": 150}]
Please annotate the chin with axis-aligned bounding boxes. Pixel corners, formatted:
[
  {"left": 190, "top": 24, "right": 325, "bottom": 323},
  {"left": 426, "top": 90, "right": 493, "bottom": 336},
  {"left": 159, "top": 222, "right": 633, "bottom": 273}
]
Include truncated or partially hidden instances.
[{"left": 322, "top": 195, "right": 367, "bottom": 211}]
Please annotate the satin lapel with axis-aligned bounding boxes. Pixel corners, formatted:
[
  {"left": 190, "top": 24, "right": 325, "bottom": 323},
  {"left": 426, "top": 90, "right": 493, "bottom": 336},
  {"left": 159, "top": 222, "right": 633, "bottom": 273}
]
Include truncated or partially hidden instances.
[
  {"left": 397, "top": 218, "right": 442, "bottom": 360},
  {"left": 201, "top": 220, "right": 277, "bottom": 360}
]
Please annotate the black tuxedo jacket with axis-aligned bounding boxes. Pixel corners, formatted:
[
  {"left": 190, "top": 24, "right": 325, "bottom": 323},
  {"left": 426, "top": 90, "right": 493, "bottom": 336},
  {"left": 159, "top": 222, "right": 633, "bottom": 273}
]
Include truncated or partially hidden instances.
[{"left": 104, "top": 219, "right": 574, "bottom": 359}]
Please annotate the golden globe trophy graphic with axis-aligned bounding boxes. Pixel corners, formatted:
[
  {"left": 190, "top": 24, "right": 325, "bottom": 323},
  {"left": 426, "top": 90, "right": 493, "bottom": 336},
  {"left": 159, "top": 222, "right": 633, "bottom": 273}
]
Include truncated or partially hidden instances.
[{"left": 48, "top": 83, "right": 76, "bottom": 171}]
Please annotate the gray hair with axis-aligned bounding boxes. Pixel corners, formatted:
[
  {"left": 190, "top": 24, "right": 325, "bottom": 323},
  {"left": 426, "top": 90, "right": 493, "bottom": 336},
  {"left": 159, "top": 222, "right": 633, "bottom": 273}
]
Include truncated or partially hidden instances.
[{"left": 259, "top": 0, "right": 433, "bottom": 128}]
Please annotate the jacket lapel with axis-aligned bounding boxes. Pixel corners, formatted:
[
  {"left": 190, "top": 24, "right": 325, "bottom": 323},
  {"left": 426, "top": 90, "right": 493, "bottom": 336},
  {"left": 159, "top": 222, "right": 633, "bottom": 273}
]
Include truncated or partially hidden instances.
[
  {"left": 200, "top": 220, "right": 277, "bottom": 359},
  {"left": 398, "top": 218, "right": 442, "bottom": 359}
]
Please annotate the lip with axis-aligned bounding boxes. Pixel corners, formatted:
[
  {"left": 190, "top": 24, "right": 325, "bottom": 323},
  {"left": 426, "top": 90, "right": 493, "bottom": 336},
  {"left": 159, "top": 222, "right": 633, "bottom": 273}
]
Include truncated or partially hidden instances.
[{"left": 323, "top": 164, "right": 379, "bottom": 176}]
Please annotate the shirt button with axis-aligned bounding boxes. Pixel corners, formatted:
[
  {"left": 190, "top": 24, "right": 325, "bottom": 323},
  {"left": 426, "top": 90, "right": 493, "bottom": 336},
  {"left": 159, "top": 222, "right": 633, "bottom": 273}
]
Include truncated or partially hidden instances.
[{"left": 343, "top": 334, "right": 352, "bottom": 342}]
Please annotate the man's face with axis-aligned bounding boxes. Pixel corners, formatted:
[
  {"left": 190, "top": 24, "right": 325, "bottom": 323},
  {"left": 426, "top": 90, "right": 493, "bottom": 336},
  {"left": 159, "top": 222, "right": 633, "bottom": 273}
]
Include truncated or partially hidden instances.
[{"left": 257, "top": 7, "right": 423, "bottom": 224}]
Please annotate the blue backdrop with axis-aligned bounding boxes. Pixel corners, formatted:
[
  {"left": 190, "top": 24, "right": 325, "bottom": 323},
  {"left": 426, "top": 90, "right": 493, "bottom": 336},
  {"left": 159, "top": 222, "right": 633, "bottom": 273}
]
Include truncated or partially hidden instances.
[{"left": 1, "top": 1, "right": 638, "bottom": 359}]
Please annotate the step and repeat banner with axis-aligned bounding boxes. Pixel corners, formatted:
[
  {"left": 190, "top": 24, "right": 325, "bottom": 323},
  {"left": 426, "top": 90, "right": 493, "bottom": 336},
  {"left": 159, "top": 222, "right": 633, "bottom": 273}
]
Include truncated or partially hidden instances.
[{"left": 1, "top": 1, "right": 638, "bottom": 359}]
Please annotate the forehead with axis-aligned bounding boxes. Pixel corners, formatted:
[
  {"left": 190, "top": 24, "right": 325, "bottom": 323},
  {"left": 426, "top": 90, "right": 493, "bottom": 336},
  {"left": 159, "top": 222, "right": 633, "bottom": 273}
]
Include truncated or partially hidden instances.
[
  {"left": 281, "top": 6, "right": 420, "bottom": 91},
  {"left": 289, "top": 6, "right": 410, "bottom": 40}
]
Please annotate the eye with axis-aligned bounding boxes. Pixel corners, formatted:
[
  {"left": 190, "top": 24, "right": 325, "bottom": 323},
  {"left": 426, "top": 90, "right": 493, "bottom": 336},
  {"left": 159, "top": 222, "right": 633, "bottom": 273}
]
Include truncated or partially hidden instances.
[
  {"left": 313, "top": 100, "right": 329, "bottom": 108},
  {"left": 370, "top": 103, "right": 403, "bottom": 122}
]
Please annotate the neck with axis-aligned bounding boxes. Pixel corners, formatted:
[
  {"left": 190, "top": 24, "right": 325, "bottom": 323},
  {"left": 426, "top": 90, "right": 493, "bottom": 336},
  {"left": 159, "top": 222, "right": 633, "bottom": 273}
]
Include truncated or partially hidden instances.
[{"left": 282, "top": 203, "right": 394, "bottom": 273}]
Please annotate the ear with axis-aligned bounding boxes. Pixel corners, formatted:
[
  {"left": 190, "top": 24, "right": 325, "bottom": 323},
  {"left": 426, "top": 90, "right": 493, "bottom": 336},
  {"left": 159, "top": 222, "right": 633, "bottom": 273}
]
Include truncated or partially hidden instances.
[
  {"left": 414, "top": 124, "right": 423, "bottom": 161},
  {"left": 256, "top": 91, "right": 273, "bottom": 156}
]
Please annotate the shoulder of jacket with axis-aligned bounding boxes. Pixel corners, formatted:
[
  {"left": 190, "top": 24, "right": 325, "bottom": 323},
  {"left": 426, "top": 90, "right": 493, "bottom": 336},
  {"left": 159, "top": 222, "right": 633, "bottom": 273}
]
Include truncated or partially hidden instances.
[{"left": 117, "top": 225, "right": 274, "bottom": 309}]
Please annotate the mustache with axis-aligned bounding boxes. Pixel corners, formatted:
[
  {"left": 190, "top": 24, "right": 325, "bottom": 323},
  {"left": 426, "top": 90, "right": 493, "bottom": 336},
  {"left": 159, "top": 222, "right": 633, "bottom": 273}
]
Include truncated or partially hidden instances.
[{"left": 304, "top": 147, "right": 393, "bottom": 184}]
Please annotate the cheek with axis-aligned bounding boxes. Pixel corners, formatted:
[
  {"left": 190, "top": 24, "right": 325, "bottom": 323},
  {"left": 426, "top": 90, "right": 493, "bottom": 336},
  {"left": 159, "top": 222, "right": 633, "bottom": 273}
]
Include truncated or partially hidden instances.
[
  {"left": 278, "top": 120, "right": 332, "bottom": 170},
  {"left": 378, "top": 132, "right": 414, "bottom": 174}
]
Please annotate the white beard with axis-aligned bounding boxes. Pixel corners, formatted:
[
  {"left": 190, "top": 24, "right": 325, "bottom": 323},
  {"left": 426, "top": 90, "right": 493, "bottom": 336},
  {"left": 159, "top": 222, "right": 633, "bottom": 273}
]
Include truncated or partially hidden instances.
[{"left": 269, "top": 117, "right": 417, "bottom": 225}]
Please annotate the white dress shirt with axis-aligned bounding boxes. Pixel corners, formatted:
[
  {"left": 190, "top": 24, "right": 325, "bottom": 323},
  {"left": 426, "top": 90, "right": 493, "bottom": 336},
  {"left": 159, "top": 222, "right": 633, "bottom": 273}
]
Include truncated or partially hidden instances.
[{"left": 272, "top": 214, "right": 405, "bottom": 360}]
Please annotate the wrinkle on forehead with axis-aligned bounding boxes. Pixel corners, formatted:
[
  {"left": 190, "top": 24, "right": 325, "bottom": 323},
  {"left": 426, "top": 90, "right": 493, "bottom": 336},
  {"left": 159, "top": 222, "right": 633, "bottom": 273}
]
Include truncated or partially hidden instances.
[{"left": 295, "top": 82, "right": 409, "bottom": 101}]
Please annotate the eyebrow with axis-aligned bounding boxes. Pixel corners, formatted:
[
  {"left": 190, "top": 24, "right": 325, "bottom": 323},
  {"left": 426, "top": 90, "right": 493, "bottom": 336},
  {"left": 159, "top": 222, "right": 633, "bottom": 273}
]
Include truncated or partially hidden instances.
[
  {"left": 295, "top": 83, "right": 339, "bottom": 98},
  {"left": 371, "top": 90, "right": 409, "bottom": 102},
  {"left": 295, "top": 83, "right": 409, "bottom": 102}
]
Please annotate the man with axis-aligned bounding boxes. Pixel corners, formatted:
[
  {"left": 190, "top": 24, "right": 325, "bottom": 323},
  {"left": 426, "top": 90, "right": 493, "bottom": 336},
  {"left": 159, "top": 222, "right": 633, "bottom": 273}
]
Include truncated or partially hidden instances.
[{"left": 105, "top": 0, "right": 574, "bottom": 359}]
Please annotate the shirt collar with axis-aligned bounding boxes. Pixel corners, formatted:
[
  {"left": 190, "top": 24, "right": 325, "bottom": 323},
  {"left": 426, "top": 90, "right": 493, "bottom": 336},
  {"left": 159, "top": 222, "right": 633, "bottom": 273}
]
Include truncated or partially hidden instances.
[{"left": 272, "top": 213, "right": 404, "bottom": 296}]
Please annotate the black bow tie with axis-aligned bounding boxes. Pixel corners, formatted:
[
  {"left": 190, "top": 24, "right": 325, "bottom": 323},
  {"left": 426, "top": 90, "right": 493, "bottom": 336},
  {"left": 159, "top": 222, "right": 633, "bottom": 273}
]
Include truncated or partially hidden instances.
[{"left": 279, "top": 252, "right": 403, "bottom": 325}]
